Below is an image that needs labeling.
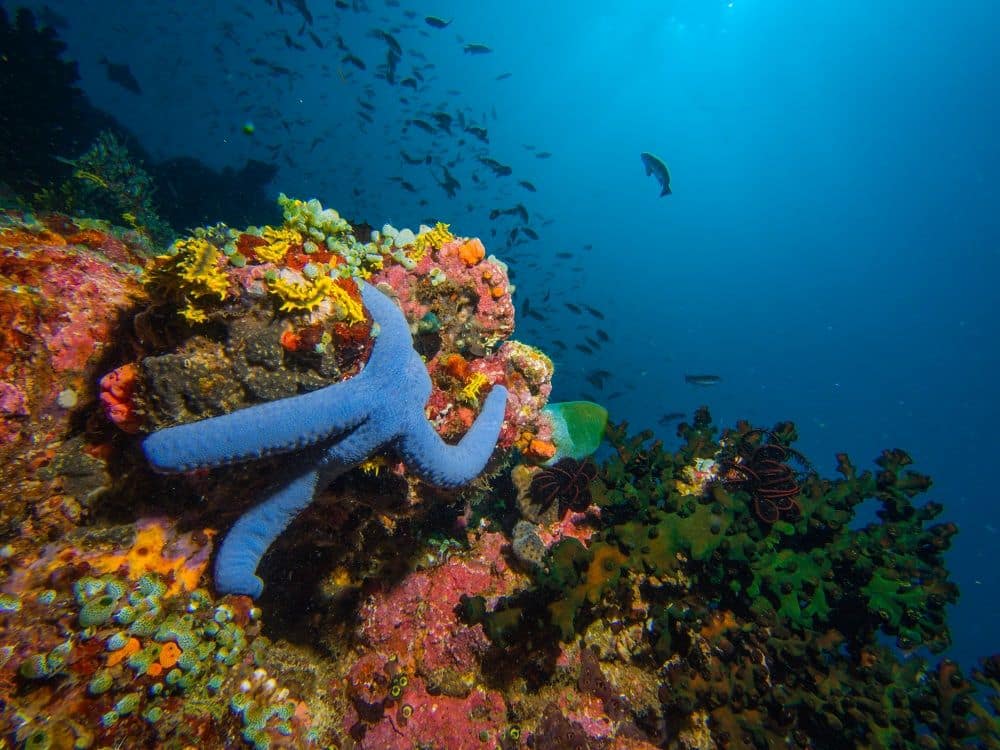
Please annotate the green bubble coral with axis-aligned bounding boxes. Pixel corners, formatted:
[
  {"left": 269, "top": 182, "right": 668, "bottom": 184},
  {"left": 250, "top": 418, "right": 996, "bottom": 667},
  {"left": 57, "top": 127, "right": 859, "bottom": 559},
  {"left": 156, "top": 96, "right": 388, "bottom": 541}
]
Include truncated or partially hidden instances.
[
  {"left": 115, "top": 693, "right": 141, "bottom": 716},
  {"left": 19, "top": 654, "right": 52, "bottom": 679},
  {"left": 79, "top": 594, "right": 119, "bottom": 627},
  {"left": 88, "top": 672, "right": 114, "bottom": 695},
  {"left": 137, "top": 573, "right": 167, "bottom": 598},
  {"left": 129, "top": 612, "right": 160, "bottom": 637}
]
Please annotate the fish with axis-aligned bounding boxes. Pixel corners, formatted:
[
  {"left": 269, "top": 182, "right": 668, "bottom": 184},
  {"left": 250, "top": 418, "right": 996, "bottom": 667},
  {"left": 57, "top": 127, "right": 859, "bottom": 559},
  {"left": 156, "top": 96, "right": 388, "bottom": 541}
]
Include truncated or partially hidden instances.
[
  {"left": 435, "top": 166, "right": 461, "bottom": 198},
  {"left": 342, "top": 54, "right": 366, "bottom": 70},
  {"left": 585, "top": 337, "right": 600, "bottom": 349},
  {"left": 684, "top": 374, "right": 721, "bottom": 386},
  {"left": 640, "top": 152, "right": 672, "bottom": 196},
  {"left": 98, "top": 57, "right": 141, "bottom": 94},
  {"left": 425, "top": 15, "right": 451, "bottom": 28},
  {"left": 564, "top": 303, "right": 582, "bottom": 314},
  {"left": 555, "top": 252, "right": 572, "bottom": 259},
  {"left": 308, "top": 31, "right": 324, "bottom": 48},
  {"left": 518, "top": 180, "right": 536, "bottom": 192},
  {"left": 431, "top": 112, "right": 452, "bottom": 133},
  {"left": 287, "top": 0, "right": 313, "bottom": 24},
  {"left": 488, "top": 203, "right": 529, "bottom": 223},
  {"left": 535, "top": 151, "right": 552, "bottom": 158},
  {"left": 576, "top": 344, "right": 594, "bottom": 355},
  {"left": 496, "top": 72, "right": 512, "bottom": 80},
  {"left": 522, "top": 227, "right": 539, "bottom": 240},
  {"left": 477, "top": 157, "right": 512, "bottom": 176},
  {"left": 400, "top": 150, "right": 424, "bottom": 165},
  {"left": 283, "top": 32, "right": 306, "bottom": 50},
  {"left": 401, "top": 78, "right": 418, "bottom": 88},
  {"left": 408, "top": 119, "right": 435, "bottom": 133},
  {"left": 658, "top": 412, "right": 686, "bottom": 425},
  {"left": 465, "top": 125, "right": 489, "bottom": 143},
  {"left": 463, "top": 43, "right": 492, "bottom": 54},
  {"left": 369, "top": 29, "right": 402, "bottom": 56},
  {"left": 583, "top": 305, "right": 604, "bottom": 320},
  {"left": 596, "top": 329, "right": 609, "bottom": 342}
]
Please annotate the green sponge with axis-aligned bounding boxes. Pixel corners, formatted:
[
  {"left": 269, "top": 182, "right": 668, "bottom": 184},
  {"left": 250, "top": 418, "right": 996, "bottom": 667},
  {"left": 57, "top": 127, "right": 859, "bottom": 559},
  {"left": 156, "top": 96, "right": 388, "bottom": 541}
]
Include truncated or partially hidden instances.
[{"left": 543, "top": 401, "right": 608, "bottom": 462}]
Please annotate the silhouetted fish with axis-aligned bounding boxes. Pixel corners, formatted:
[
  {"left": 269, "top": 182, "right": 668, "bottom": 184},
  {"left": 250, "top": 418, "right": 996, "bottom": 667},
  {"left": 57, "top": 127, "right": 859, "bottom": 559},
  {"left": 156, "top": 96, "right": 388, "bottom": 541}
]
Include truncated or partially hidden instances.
[
  {"left": 464, "top": 43, "right": 492, "bottom": 54},
  {"left": 583, "top": 304, "right": 604, "bottom": 320},
  {"left": 425, "top": 16, "right": 450, "bottom": 28},
  {"left": 408, "top": 119, "right": 435, "bottom": 133},
  {"left": 466, "top": 125, "right": 488, "bottom": 143},
  {"left": 684, "top": 374, "right": 720, "bottom": 386},
  {"left": 564, "top": 303, "right": 582, "bottom": 314},
  {"left": 658, "top": 412, "right": 685, "bottom": 425},
  {"left": 98, "top": 57, "right": 141, "bottom": 94},
  {"left": 518, "top": 180, "right": 536, "bottom": 192},
  {"left": 342, "top": 54, "right": 366, "bottom": 70},
  {"left": 478, "top": 157, "right": 512, "bottom": 176}
]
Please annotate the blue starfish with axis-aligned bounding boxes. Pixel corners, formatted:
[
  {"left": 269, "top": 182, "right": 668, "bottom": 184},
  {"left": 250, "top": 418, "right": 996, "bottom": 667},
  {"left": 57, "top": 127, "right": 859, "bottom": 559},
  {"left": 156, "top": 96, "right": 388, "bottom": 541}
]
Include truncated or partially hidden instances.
[{"left": 143, "top": 282, "right": 509, "bottom": 597}]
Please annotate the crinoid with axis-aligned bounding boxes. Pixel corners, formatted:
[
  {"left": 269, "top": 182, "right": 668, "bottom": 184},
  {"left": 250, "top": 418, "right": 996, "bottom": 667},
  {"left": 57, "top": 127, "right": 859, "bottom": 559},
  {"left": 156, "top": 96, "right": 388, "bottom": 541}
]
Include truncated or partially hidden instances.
[
  {"left": 529, "top": 457, "right": 597, "bottom": 516},
  {"left": 719, "top": 428, "right": 812, "bottom": 524}
]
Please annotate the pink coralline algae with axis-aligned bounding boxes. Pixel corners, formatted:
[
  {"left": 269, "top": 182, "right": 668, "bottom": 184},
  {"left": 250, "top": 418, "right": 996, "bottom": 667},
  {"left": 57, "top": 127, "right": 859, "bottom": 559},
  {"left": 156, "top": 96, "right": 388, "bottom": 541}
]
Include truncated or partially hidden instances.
[
  {"left": 0, "top": 221, "right": 146, "bottom": 455},
  {"left": 348, "top": 675, "right": 507, "bottom": 750},
  {"left": 358, "top": 531, "right": 517, "bottom": 679}
]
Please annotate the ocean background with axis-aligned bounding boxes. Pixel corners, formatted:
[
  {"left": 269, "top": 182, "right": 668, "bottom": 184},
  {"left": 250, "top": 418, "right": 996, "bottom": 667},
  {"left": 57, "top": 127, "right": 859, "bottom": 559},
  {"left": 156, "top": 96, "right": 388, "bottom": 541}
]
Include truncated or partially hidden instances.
[{"left": 9, "top": 0, "right": 997, "bottom": 668}]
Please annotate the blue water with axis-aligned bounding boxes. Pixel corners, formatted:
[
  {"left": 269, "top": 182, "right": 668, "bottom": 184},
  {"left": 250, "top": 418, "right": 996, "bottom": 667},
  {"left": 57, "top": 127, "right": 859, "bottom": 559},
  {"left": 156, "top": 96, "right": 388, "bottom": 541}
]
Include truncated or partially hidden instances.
[{"left": 19, "top": 0, "right": 999, "bottom": 666}]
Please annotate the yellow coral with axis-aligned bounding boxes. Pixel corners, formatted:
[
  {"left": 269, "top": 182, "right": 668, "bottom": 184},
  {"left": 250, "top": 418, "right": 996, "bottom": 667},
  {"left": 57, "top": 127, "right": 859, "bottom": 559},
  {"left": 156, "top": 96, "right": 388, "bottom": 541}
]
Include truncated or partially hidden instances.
[
  {"left": 179, "top": 302, "right": 208, "bottom": 324},
  {"left": 328, "top": 281, "right": 365, "bottom": 323},
  {"left": 457, "top": 372, "right": 490, "bottom": 406},
  {"left": 257, "top": 226, "right": 302, "bottom": 263},
  {"left": 358, "top": 456, "right": 390, "bottom": 476},
  {"left": 410, "top": 222, "right": 453, "bottom": 262},
  {"left": 269, "top": 274, "right": 335, "bottom": 312},
  {"left": 268, "top": 274, "right": 365, "bottom": 322},
  {"left": 172, "top": 237, "right": 229, "bottom": 300}
]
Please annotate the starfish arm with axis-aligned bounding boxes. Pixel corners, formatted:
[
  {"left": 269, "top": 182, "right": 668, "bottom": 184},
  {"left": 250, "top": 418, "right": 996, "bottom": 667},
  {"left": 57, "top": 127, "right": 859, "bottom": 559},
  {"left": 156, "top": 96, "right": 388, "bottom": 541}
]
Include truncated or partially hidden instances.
[
  {"left": 359, "top": 281, "right": 414, "bottom": 371},
  {"left": 397, "top": 384, "right": 508, "bottom": 487},
  {"left": 143, "top": 375, "right": 370, "bottom": 473},
  {"left": 213, "top": 457, "right": 324, "bottom": 597}
]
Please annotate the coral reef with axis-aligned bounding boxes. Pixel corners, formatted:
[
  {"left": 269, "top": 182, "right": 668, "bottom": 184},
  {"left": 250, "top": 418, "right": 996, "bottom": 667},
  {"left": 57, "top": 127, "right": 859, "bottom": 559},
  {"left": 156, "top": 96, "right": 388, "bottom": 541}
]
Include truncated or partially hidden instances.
[{"left": 1, "top": 195, "right": 997, "bottom": 748}]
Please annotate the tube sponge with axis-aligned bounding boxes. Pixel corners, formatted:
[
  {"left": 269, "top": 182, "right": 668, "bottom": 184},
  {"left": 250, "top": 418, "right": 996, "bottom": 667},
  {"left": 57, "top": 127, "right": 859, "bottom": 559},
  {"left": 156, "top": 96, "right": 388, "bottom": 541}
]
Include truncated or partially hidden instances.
[{"left": 543, "top": 401, "right": 608, "bottom": 462}]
